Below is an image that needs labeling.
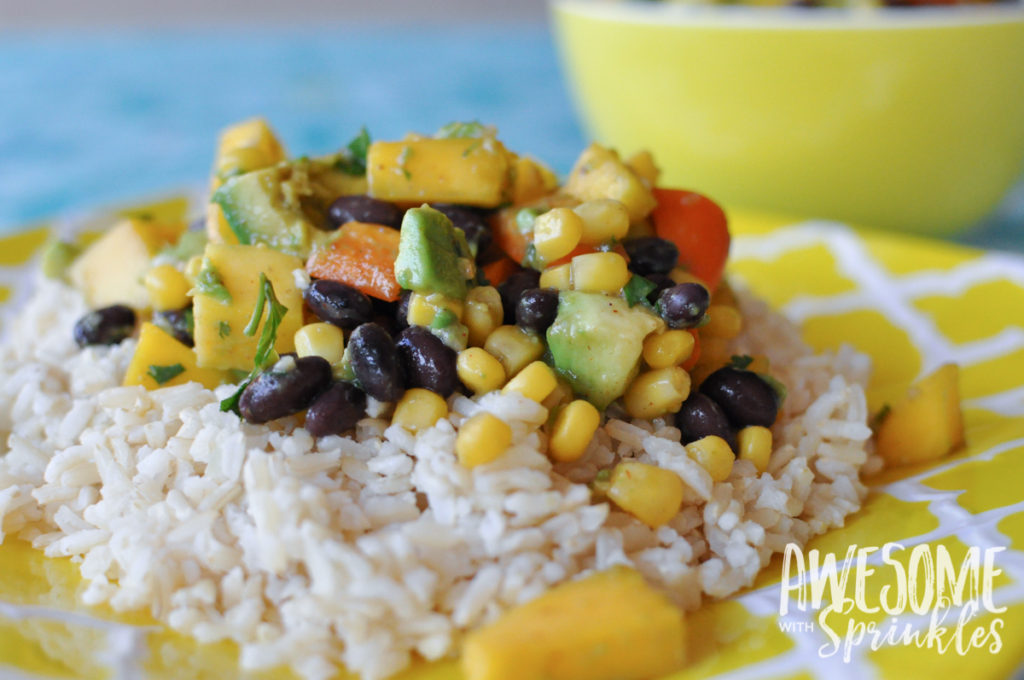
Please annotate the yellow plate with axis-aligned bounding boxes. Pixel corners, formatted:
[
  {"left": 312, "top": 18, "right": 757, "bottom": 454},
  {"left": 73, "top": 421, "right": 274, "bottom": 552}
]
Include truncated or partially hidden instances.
[{"left": 2, "top": 196, "right": 1024, "bottom": 679}]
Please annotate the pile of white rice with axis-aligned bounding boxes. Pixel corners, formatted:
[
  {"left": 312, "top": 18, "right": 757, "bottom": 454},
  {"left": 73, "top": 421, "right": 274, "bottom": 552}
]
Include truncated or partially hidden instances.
[{"left": 0, "top": 276, "right": 879, "bottom": 680}]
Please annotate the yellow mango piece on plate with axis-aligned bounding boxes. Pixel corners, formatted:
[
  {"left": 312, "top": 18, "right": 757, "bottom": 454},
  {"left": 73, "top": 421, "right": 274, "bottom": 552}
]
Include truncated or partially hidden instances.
[
  {"left": 192, "top": 243, "right": 303, "bottom": 371},
  {"left": 461, "top": 566, "right": 686, "bottom": 680},
  {"left": 367, "top": 138, "right": 510, "bottom": 207},
  {"left": 124, "top": 323, "right": 227, "bottom": 390},
  {"left": 875, "top": 363, "right": 965, "bottom": 466},
  {"left": 68, "top": 218, "right": 185, "bottom": 309}
]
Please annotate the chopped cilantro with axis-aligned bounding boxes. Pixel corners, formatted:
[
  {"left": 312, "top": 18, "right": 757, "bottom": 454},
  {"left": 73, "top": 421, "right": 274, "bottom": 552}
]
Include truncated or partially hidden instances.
[
  {"left": 758, "top": 373, "right": 788, "bottom": 408},
  {"left": 147, "top": 363, "right": 185, "bottom": 385},
  {"left": 397, "top": 145, "right": 413, "bottom": 180},
  {"left": 516, "top": 207, "right": 541, "bottom": 234},
  {"left": 220, "top": 273, "right": 289, "bottom": 414},
  {"left": 623, "top": 275, "right": 657, "bottom": 307},
  {"left": 334, "top": 127, "right": 371, "bottom": 175},
  {"left": 436, "top": 121, "right": 486, "bottom": 139},
  {"left": 871, "top": 404, "right": 892, "bottom": 430},
  {"left": 461, "top": 139, "right": 483, "bottom": 157},
  {"left": 218, "top": 320, "right": 231, "bottom": 338},
  {"left": 193, "top": 259, "right": 232, "bottom": 304},
  {"left": 729, "top": 354, "right": 754, "bottom": 370}
]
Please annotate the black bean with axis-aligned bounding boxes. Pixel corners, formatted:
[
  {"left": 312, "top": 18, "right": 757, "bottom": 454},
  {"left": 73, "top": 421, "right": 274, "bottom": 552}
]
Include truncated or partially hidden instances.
[
  {"left": 624, "top": 237, "right": 679, "bottom": 276},
  {"left": 656, "top": 283, "right": 710, "bottom": 329},
  {"left": 327, "top": 195, "right": 403, "bottom": 230},
  {"left": 515, "top": 288, "right": 560, "bottom": 333},
  {"left": 152, "top": 307, "right": 194, "bottom": 347},
  {"left": 239, "top": 355, "right": 332, "bottom": 424},
  {"left": 429, "top": 203, "right": 493, "bottom": 259},
  {"left": 700, "top": 367, "right": 780, "bottom": 428},
  {"left": 305, "top": 280, "right": 373, "bottom": 330},
  {"left": 305, "top": 382, "right": 367, "bottom": 437},
  {"left": 645, "top": 273, "right": 675, "bottom": 305},
  {"left": 395, "top": 326, "right": 459, "bottom": 397},
  {"left": 348, "top": 323, "right": 405, "bottom": 402},
  {"left": 73, "top": 305, "right": 136, "bottom": 347},
  {"left": 394, "top": 290, "right": 412, "bottom": 333},
  {"left": 675, "top": 393, "right": 737, "bottom": 451},
  {"left": 497, "top": 269, "right": 541, "bottom": 324}
]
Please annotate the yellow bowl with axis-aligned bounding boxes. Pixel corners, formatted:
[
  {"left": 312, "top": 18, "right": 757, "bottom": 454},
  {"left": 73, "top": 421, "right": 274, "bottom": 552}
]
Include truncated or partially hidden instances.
[{"left": 552, "top": 1, "right": 1024, "bottom": 235}]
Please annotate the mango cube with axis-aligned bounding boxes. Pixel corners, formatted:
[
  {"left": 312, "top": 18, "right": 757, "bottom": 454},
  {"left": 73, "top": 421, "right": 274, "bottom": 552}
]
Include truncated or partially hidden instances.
[
  {"left": 462, "top": 566, "right": 685, "bottom": 680},
  {"left": 192, "top": 243, "right": 304, "bottom": 371},
  {"left": 124, "top": 323, "right": 227, "bottom": 390},
  {"left": 875, "top": 363, "right": 965, "bottom": 466}
]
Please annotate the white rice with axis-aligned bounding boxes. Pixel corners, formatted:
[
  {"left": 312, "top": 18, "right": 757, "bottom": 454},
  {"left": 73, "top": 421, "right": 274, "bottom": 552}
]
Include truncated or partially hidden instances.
[{"left": 0, "top": 276, "right": 878, "bottom": 680}]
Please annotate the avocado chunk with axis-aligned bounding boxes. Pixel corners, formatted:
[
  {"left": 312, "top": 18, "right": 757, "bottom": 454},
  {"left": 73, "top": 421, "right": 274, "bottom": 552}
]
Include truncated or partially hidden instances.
[
  {"left": 212, "top": 155, "right": 367, "bottom": 257},
  {"left": 394, "top": 205, "right": 474, "bottom": 299},
  {"left": 546, "top": 291, "right": 663, "bottom": 410}
]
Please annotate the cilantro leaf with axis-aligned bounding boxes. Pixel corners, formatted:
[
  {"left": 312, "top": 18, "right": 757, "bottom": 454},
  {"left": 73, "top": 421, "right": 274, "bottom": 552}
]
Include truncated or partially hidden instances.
[
  {"left": 219, "top": 273, "right": 289, "bottom": 414},
  {"left": 218, "top": 320, "right": 231, "bottom": 338},
  {"left": 147, "top": 363, "right": 185, "bottom": 385},
  {"left": 193, "top": 259, "right": 232, "bottom": 304},
  {"left": 623, "top": 275, "right": 657, "bottom": 307},
  {"left": 436, "top": 121, "right": 486, "bottom": 139},
  {"left": 729, "top": 354, "right": 754, "bottom": 370},
  {"left": 334, "top": 127, "right": 371, "bottom": 175}
]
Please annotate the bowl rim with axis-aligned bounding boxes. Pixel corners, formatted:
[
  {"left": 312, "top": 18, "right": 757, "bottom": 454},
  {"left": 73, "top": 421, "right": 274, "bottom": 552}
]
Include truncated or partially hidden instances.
[{"left": 552, "top": 0, "right": 1024, "bottom": 29}]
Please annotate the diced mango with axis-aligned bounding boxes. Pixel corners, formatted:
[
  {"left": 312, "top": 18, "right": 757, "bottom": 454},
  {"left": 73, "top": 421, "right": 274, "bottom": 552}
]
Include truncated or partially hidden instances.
[
  {"left": 206, "top": 118, "right": 288, "bottom": 245},
  {"left": 565, "top": 144, "right": 657, "bottom": 221},
  {"left": 193, "top": 244, "right": 304, "bottom": 371},
  {"left": 367, "top": 138, "right": 510, "bottom": 207},
  {"left": 68, "top": 218, "right": 185, "bottom": 309},
  {"left": 509, "top": 154, "right": 556, "bottom": 204},
  {"left": 124, "top": 323, "right": 228, "bottom": 390},
  {"left": 462, "top": 566, "right": 686, "bottom": 680},
  {"left": 875, "top": 363, "right": 965, "bottom": 466}
]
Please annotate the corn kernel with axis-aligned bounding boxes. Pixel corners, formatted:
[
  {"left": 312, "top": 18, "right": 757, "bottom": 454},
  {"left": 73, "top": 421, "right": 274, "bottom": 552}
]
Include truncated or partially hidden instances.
[
  {"left": 408, "top": 292, "right": 464, "bottom": 327},
  {"left": 747, "top": 354, "right": 771, "bottom": 375},
  {"left": 623, "top": 367, "right": 691, "bottom": 419},
  {"left": 570, "top": 252, "right": 631, "bottom": 294},
  {"left": 668, "top": 267, "right": 710, "bottom": 289},
  {"left": 532, "top": 207, "right": 584, "bottom": 264},
  {"left": 541, "top": 378, "right": 574, "bottom": 413},
  {"left": 703, "top": 304, "right": 742, "bottom": 339},
  {"left": 573, "top": 199, "right": 630, "bottom": 245},
  {"left": 539, "top": 263, "right": 572, "bottom": 291},
  {"left": 185, "top": 254, "right": 204, "bottom": 282},
  {"left": 606, "top": 461, "right": 684, "bottom": 528},
  {"left": 642, "top": 330, "right": 696, "bottom": 369},
  {"left": 393, "top": 388, "right": 449, "bottom": 433},
  {"left": 457, "top": 347, "right": 507, "bottom": 395},
  {"left": 502, "top": 360, "right": 557, "bottom": 403},
  {"left": 294, "top": 322, "right": 345, "bottom": 365},
  {"left": 144, "top": 264, "right": 191, "bottom": 311},
  {"left": 625, "top": 150, "right": 660, "bottom": 187},
  {"left": 738, "top": 425, "right": 772, "bottom": 473},
  {"left": 685, "top": 435, "right": 734, "bottom": 482},
  {"left": 696, "top": 336, "right": 731, "bottom": 370},
  {"left": 711, "top": 280, "right": 737, "bottom": 307},
  {"left": 549, "top": 399, "right": 601, "bottom": 463},
  {"left": 464, "top": 286, "right": 503, "bottom": 347},
  {"left": 456, "top": 412, "right": 512, "bottom": 468},
  {"left": 484, "top": 325, "right": 545, "bottom": 377}
]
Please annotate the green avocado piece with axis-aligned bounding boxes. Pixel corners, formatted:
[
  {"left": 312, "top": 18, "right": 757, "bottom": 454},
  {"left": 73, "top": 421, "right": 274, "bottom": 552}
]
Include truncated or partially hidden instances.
[
  {"left": 212, "top": 155, "right": 367, "bottom": 257},
  {"left": 394, "top": 205, "right": 473, "bottom": 299},
  {"left": 546, "top": 291, "right": 663, "bottom": 410}
]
